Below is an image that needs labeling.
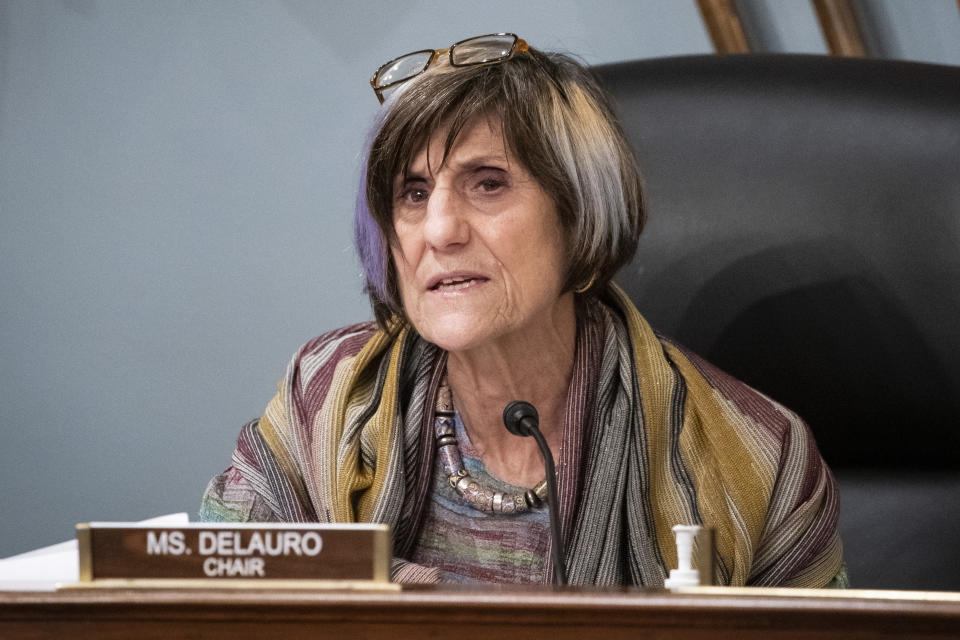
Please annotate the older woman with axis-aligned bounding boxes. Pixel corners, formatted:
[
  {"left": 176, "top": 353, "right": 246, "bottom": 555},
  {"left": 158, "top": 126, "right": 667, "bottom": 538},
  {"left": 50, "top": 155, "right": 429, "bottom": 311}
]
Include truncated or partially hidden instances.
[{"left": 201, "top": 34, "right": 845, "bottom": 588}]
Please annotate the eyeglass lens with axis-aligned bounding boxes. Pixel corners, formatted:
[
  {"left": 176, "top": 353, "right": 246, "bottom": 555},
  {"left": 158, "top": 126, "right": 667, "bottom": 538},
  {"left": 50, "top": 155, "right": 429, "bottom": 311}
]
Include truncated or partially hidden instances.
[
  {"left": 376, "top": 51, "right": 434, "bottom": 88},
  {"left": 450, "top": 34, "right": 516, "bottom": 66}
]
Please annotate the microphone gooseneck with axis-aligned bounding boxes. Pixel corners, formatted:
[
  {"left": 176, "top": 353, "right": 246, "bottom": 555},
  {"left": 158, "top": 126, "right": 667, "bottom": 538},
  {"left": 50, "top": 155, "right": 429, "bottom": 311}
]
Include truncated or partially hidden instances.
[{"left": 502, "top": 400, "right": 568, "bottom": 586}]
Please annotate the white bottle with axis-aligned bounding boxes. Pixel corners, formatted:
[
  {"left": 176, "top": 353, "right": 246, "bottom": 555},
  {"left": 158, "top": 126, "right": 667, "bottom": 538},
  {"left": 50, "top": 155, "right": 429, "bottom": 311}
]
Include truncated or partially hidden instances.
[{"left": 664, "top": 524, "right": 701, "bottom": 589}]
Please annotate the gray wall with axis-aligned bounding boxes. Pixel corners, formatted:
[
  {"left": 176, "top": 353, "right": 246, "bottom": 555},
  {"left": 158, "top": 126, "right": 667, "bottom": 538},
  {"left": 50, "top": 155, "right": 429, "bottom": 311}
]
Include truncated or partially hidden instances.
[{"left": 1, "top": 0, "right": 958, "bottom": 567}]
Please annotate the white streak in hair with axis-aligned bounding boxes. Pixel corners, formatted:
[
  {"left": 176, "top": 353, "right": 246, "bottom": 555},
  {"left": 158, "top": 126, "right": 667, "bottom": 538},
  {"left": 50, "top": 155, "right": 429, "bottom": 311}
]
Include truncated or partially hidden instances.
[{"left": 547, "top": 83, "right": 632, "bottom": 270}]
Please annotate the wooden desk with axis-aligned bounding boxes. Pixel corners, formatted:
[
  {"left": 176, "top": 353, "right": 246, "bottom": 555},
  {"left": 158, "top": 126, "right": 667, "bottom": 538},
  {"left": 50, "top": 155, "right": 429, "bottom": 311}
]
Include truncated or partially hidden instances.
[{"left": 2, "top": 585, "right": 960, "bottom": 639}]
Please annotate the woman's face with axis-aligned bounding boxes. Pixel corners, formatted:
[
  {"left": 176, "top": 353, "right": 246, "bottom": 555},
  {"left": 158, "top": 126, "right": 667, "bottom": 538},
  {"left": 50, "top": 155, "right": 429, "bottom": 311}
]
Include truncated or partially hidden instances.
[{"left": 390, "top": 117, "right": 569, "bottom": 353}]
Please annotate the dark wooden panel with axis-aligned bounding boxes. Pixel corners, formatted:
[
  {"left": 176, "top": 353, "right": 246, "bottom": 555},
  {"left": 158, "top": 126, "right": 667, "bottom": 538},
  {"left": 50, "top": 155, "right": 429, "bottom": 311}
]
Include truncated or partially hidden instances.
[
  {"left": 812, "top": 0, "right": 868, "bottom": 56},
  {"left": 697, "top": 0, "right": 751, "bottom": 54},
  {"left": 2, "top": 586, "right": 960, "bottom": 639}
]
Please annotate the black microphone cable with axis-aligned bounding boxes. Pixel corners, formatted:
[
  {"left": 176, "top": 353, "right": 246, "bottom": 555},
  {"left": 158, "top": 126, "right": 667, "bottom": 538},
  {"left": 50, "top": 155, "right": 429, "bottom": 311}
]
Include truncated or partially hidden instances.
[{"left": 502, "top": 400, "right": 568, "bottom": 586}]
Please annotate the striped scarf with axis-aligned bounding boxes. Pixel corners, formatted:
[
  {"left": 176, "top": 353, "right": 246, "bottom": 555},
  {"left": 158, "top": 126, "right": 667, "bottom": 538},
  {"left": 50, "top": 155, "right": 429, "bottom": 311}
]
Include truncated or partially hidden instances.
[{"left": 226, "top": 286, "right": 842, "bottom": 586}]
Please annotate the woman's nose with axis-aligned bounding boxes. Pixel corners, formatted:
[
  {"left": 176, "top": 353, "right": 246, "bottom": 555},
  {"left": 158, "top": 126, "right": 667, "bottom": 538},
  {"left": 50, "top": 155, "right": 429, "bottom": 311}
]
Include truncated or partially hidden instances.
[{"left": 422, "top": 187, "right": 469, "bottom": 250}]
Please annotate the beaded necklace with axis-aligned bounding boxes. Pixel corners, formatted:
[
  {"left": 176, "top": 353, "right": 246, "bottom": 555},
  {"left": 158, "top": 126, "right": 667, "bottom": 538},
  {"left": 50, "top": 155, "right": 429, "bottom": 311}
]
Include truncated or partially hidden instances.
[{"left": 435, "top": 378, "right": 548, "bottom": 514}]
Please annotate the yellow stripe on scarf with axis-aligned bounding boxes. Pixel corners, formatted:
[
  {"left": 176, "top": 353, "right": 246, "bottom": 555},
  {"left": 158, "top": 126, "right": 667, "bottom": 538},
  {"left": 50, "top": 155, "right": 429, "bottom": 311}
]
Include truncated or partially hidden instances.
[
  {"left": 609, "top": 285, "right": 692, "bottom": 575},
  {"left": 666, "top": 345, "right": 776, "bottom": 585},
  {"left": 317, "top": 326, "right": 408, "bottom": 522},
  {"left": 612, "top": 284, "right": 775, "bottom": 584},
  {"left": 355, "top": 330, "right": 407, "bottom": 521}
]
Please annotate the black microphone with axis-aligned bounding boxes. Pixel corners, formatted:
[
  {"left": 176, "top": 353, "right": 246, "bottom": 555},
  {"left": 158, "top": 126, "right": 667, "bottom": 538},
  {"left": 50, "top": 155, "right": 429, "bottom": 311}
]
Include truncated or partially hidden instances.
[{"left": 502, "top": 400, "right": 568, "bottom": 586}]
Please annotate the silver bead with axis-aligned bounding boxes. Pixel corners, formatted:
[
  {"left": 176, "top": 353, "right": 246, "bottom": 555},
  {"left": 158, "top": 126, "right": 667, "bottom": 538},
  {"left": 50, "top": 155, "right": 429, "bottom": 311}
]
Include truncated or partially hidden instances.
[
  {"left": 514, "top": 494, "right": 529, "bottom": 513},
  {"left": 534, "top": 480, "right": 549, "bottom": 503},
  {"left": 455, "top": 475, "right": 473, "bottom": 494},
  {"left": 525, "top": 488, "right": 542, "bottom": 508},
  {"left": 436, "top": 384, "right": 454, "bottom": 414},
  {"left": 434, "top": 416, "right": 456, "bottom": 437},
  {"left": 438, "top": 445, "right": 464, "bottom": 477}
]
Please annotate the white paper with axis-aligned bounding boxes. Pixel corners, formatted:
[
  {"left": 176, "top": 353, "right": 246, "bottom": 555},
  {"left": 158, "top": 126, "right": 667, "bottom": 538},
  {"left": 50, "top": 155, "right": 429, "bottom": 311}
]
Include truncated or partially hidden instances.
[{"left": 0, "top": 512, "right": 190, "bottom": 591}]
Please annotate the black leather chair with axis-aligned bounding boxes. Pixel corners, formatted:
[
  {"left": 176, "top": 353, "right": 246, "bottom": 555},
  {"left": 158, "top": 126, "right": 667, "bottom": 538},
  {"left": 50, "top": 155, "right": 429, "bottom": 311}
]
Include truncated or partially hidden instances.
[{"left": 594, "top": 54, "right": 960, "bottom": 590}]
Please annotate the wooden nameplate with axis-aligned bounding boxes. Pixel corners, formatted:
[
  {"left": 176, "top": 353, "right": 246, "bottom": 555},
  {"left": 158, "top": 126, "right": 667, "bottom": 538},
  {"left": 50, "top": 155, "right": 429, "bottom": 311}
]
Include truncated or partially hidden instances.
[{"left": 69, "top": 522, "right": 395, "bottom": 590}]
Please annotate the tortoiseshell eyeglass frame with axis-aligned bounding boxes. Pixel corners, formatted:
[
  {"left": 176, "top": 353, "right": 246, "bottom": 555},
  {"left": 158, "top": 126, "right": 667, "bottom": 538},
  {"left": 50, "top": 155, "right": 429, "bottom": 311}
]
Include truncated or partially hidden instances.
[{"left": 370, "top": 33, "right": 529, "bottom": 104}]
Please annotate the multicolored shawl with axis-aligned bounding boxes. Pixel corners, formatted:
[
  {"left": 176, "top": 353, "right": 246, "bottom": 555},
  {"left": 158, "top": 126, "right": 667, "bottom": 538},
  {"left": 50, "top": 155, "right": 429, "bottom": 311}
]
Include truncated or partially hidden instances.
[{"left": 200, "top": 286, "right": 843, "bottom": 587}]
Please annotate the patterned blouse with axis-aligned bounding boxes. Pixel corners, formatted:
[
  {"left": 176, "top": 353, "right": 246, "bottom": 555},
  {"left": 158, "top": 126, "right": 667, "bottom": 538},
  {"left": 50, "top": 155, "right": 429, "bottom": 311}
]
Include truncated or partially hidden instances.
[{"left": 410, "top": 411, "right": 552, "bottom": 583}]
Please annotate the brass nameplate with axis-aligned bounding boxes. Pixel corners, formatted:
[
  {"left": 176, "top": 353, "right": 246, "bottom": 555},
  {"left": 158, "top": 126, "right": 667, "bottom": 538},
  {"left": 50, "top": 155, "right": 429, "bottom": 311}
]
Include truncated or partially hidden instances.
[{"left": 76, "top": 522, "right": 391, "bottom": 583}]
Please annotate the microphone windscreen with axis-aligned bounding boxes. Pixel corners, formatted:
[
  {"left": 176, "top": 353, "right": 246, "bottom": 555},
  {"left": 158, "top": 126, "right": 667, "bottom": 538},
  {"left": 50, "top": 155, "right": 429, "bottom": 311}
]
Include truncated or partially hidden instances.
[{"left": 502, "top": 401, "right": 539, "bottom": 437}]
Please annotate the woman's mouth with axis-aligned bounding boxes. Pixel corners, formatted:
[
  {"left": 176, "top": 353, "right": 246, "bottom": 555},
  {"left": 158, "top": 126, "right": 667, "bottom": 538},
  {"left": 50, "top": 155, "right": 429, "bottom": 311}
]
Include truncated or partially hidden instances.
[{"left": 429, "top": 275, "right": 488, "bottom": 292}]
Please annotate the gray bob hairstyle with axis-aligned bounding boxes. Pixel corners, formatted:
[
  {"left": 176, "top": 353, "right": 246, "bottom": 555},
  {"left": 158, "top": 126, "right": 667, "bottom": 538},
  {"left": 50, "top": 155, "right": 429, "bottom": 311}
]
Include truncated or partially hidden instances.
[{"left": 354, "top": 44, "right": 646, "bottom": 330}]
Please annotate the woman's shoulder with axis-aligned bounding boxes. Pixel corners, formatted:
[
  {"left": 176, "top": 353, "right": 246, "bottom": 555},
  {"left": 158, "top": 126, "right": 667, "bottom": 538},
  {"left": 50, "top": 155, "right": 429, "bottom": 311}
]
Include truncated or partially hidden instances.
[
  {"left": 657, "top": 333, "right": 808, "bottom": 440},
  {"left": 294, "top": 321, "right": 380, "bottom": 363},
  {"left": 282, "top": 321, "right": 381, "bottom": 403}
]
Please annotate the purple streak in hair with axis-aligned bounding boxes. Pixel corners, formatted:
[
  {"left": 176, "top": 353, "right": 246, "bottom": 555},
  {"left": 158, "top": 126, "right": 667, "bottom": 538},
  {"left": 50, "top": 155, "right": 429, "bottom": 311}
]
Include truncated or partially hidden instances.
[{"left": 354, "top": 108, "right": 390, "bottom": 303}]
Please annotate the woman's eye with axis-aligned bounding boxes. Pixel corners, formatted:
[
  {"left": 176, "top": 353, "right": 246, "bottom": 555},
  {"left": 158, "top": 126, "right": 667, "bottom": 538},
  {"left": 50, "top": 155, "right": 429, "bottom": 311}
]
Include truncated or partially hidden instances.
[
  {"left": 399, "top": 187, "right": 428, "bottom": 204},
  {"left": 478, "top": 178, "right": 505, "bottom": 192},
  {"left": 473, "top": 170, "right": 509, "bottom": 194}
]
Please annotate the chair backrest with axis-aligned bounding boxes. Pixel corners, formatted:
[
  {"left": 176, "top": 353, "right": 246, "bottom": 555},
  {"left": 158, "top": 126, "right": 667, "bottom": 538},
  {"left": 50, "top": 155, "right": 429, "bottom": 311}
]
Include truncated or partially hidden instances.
[{"left": 595, "top": 54, "right": 960, "bottom": 470}]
